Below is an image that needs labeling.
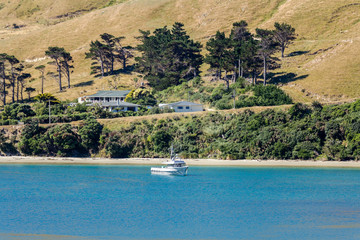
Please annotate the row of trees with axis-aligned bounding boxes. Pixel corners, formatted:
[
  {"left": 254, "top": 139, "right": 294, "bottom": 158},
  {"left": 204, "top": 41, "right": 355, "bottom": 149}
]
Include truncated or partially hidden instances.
[
  {"left": 87, "top": 21, "right": 295, "bottom": 91},
  {"left": 85, "top": 33, "right": 133, "bottom": 78},
  {"left": 205, "top": 21, "right": 296, "bottom": 89},
  {"left": 0, "top": 46, "right": 74, "bottom": 107},
  {"left": 45, "top": 46, "right": 74, "bottom": 92},
  {"left": 0, "top": 21, "right": 295, "bottom": 106},
  {"left": 0, "top": 53, "right": 32, "bottom": 105},
  {"left": 135, "top": 22, "right": 203, "bottom": 90}
]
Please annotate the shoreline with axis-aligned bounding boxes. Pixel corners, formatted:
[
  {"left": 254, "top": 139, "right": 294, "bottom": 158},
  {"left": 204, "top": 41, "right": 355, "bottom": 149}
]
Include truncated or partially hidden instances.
[{"left": 0, "top": 156, "right": 360, "bottom": 168}]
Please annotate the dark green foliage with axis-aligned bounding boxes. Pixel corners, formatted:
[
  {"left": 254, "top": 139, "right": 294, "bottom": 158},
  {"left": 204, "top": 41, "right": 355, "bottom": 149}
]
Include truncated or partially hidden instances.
[
  {"left": 272, "top": 141, "right": 291, "bottom": 159},
  {"left": 151, "top": 130, "right": 172, "bottom": 153},
  {"left": 19, "top": 121, "right": 85, "bottom": 156},
  {"left": 13, "top": 98, "right": 360, "bottom": 161},
  {"left": 292, "top": 141, "right": 318, "bottom": 160},
  {"left": 85, "top": 33, "right": 131, "bottom": 77},
  {"left": 78, "top": 118, "right": 103, "bottom": 153},
  {"left": 88, "top": 100, "right": 360, "bottom": 160},
  {"left": 205, "top": 31, "right": 232, "bottom": 81},
  {"left": 255, "top": 28, "right": 280, "bottom": 85},
  {"left": 46, "top": 124, "right": 81, "bottom": 156},
  {"left": 45, "top": 46, "right": 72, "bottom": 91},
  {"left": 135, "top": 22, "right": 203, "bottom": 91},
  {"left": 99, "top": 131, "right": 132, "bottom": 158},
  {"left": 288, "top": 103, "right": 311, "bottom": 120},
  {"left": 236, "top": 85, "right": 292, "bottom": 108},
  {"left": 18, "top": 121, "right": 47, "bottom": 155},
  {"left": 273, "top": 22, "right": 296, "bottom": 58},
  {"left": 1, "top": 103, "right": 35, "bottom": 120}
]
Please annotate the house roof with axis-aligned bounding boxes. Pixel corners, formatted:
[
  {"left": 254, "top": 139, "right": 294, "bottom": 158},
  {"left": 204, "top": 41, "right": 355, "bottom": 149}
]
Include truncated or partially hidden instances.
[
  {"left": 167, "top": 101, "right": 203, "bottom": 106},
  {"left": 90, "top": 102, "right": 140, "bottom": 107},
  {"left": 86, "top": 90, "right": 131, "bottom": 98}
]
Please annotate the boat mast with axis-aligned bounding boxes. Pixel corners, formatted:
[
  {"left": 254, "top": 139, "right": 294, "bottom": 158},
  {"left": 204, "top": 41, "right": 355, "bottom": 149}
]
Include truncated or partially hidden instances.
[{"left": 170, "top": 144, "right": 175, "bottom": 160}]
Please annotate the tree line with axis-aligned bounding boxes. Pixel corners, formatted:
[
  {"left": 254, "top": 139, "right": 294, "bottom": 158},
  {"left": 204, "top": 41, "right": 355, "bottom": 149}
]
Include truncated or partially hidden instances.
[
  {"left": 205, "top": 21, "right": 295, "bottom": 89},
  {"left": 0, "top": 20, "right": 296, "bottom": 106},
  {"left": 0, "top": 54, "right": 32, "bottom": 105},
  {"left": 1, "top": 100, "right": 359, "bottom": 160}
]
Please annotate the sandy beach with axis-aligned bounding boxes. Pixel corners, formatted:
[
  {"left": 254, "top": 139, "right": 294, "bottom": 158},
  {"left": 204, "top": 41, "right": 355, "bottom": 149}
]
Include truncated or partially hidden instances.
[{"left": 0, "top": 156, "right": 360, "bottom": 168}]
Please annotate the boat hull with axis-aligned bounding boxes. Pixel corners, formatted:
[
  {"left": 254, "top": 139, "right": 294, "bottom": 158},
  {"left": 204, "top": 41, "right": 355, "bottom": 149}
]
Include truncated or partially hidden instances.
[{"left": 151, "top": 166, "right": 188, "bottom": 176}]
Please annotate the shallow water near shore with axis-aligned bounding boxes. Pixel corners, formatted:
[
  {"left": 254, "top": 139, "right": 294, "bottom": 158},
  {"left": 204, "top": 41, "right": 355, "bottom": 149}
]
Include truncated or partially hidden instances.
[{"left": 1, "top": 165, "right": 360, "bottom": 239}]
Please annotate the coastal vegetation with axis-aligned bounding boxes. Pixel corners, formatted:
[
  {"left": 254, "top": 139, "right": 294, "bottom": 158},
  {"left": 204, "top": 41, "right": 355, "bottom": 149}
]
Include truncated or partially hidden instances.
[{"left": 1, "top": 100, "right": 360, "bottom": 161}]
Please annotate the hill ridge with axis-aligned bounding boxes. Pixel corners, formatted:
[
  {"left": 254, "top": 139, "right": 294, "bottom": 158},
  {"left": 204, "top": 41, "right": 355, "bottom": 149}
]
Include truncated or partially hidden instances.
[{"left": 0, "top": 0, "right": 359, "bottom": 102}]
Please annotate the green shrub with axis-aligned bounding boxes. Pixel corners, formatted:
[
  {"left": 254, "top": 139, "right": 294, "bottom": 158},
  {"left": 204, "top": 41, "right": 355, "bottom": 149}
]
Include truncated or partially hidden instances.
[
  {"left": 288, "top": 103, "right": 311, "bottom": 120},
  {"left": 151, "top": 130, "right": 172, "bottom": 153},
  {"left": 78, "top": 118, "right": 103, "bottom": 153},
  {"left": 292, "top": 141, "right": 318, "bottom": 160}
]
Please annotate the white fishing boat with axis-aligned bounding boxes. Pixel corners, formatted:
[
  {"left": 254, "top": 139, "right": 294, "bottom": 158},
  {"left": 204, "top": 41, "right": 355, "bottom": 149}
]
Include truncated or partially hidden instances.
[{"left": 151, "top": 147, "right": 188, "bottom": 176}]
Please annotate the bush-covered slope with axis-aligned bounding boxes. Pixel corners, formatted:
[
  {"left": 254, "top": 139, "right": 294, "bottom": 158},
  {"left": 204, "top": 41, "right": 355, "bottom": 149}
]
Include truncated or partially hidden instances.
[
  {"left": 95, "top": 100, "right": 360, "bottom": 160},
  {"left": 1, "top": 100, "right": 360, "bottom": 160}
]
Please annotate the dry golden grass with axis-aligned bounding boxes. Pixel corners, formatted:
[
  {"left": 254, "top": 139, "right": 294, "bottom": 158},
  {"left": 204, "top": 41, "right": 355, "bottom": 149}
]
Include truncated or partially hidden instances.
[
  {"left": 0, "top": 0, "right": 359, "bottom": 103},
  {"left": 96, "top": 104, "right": 293, "bottom": 131}
]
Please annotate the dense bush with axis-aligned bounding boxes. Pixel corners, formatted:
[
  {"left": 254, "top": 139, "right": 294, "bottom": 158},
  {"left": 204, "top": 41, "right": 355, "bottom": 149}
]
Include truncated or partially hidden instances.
[
  {"left": 99, "top": 131, "right": 133, "bottom": 158},
  {"left": 19, "top": 121, "right": 87, "bottom": 156},
  {"left": 12, "top": 99, "right": 360, "bottom": 161},
  {"left": 78, "top": 117, "right": 103, "bottom": 153},
  {"left": 90, "top": 99, "right": 360, "bottom": 160},
  {"left": 1, "top": 103, "right": 35, "bottom": 121}
]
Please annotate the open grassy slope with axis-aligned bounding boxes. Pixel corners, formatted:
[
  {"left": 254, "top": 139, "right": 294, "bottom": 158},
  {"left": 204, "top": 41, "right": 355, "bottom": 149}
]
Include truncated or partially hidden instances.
[{"left": 0, "top": 0, "right": 359, "bottom": 103}]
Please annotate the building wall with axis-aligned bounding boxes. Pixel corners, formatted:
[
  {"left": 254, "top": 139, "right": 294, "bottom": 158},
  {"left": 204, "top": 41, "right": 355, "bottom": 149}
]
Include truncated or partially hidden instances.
[
  {"left": 109, "top": 106, "right": 138, "bottom": 112},
  {"left": 173, "top": 105, "right": 203, "bottom": 112}
]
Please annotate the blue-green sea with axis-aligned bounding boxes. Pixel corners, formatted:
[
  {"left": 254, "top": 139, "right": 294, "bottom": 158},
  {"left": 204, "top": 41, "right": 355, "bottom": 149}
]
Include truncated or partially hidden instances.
[{"left": 1, "top": 165, "right": 360, "bottom": 240}]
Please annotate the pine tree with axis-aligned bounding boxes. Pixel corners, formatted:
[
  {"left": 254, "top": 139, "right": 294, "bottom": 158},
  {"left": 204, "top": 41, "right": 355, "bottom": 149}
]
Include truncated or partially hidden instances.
[
  {"left": 0, "top": 53, "right": 8, "bottom": 105},
  {"left": 273, "top": 22, "right": 296, "bottom": 58},
  {"left": 45, "top": 47, "right": 64, "bottom": 91},
  {"left": 100, "top": 33, "right": 116, "bottom": 74},
  {"left": 255, "top": 28, "right": 279, "bottom": 85},
  {"left": 45, "top": 47, "right": 73, "bottom": 91},
  {"left": 135, "top": 22, "right": 202, "bottom": 91},
  {"left": 25, "top": 87, "right": 35, "bottom": 100},
  {"left": 85, "top": 40, "right": 110, "bottom": 78},
  {"left": 18, "top": 72, "right": 31, "bottom": 101},
  {"left": 205, "top": 31, "right": 231, "bottom": 81},
  {"left": 6, "top": 55, "right": 19, "bottom": 103},
  {"left": 35, "top": 65, "right": 45, "bottom": 94},
  {"left": 60, "top": 51, "right": 74, "bottom": 89},
  {"left": 230, "top": 21, "right": 252, "bottom": 78}
]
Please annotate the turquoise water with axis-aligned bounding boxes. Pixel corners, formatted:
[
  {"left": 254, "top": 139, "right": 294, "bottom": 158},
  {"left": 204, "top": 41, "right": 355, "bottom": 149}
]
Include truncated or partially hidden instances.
[{"left": 1, "top": 165, "right": 360, "bottom": 239}]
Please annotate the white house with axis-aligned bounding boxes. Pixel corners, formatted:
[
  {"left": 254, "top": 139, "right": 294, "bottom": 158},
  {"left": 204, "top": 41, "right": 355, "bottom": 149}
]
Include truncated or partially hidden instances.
[
  {"left": 159, "top": 101, "right": 204, "bottom": 112},
  {"left": 78, "top": 90, "right": 140, "bottom": 112}
]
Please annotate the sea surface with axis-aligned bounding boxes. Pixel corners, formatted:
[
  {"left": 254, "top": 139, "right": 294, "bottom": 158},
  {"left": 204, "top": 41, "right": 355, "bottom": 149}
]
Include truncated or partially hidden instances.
[{"left": 0, "top": 165, "right": 360, "bottom": 240}]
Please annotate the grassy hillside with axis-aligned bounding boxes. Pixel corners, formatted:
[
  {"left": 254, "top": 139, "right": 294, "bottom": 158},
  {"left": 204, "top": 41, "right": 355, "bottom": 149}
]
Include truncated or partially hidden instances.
[{"left": 0, "top": 0, "right": 359, "bottom": 103}]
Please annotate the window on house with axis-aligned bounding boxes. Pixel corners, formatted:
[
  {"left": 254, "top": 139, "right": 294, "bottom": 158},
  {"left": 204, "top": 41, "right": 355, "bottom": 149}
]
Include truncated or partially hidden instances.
[
  {"left": 186, "top": 106, "right": 190, "bottom": 109},
  {"left": 178, "top": 106, "right": 183, "bottom": 109}
]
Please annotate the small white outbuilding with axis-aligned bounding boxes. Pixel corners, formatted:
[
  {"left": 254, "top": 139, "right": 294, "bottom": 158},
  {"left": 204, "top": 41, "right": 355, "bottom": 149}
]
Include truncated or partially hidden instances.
[{"left": 159, "top": 101, "right": 204, "bottom": 112}]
